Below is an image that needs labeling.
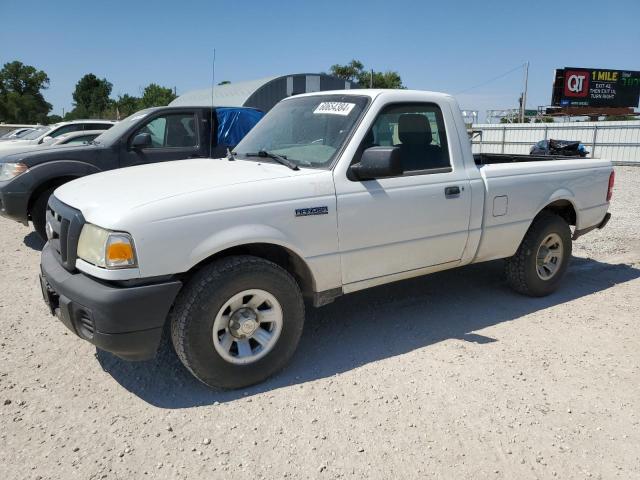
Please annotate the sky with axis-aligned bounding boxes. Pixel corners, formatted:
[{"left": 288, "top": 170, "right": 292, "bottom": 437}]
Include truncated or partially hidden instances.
[{"left": 2, "top": 0, "right": 639, "bottom": 121}]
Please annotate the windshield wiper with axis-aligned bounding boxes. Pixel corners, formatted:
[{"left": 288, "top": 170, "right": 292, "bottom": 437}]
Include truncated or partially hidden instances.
[{"left": 244, "top": 150, "right": 299, "bottom": 171}]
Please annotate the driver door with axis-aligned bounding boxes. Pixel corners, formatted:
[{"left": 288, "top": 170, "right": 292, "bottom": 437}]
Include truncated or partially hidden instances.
[
  {"left": 119, "top": 111, "right": 201, "bottom": 167},
  {"left": 335, "top": 102, "right": 472, "bottom": 286}
]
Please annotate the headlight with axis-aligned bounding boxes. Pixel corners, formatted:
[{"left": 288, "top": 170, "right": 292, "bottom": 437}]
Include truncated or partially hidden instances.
[
  {"left": 77, "top": 224, "right": 137, "bottom": 269},
  {"left": 0, "top": 162, "right": 28, "bottom": 181}
]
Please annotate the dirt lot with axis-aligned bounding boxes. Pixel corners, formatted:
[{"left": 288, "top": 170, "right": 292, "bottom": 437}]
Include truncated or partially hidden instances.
[{"left": 1, "top": 167, "right": 639, "bottom": 480}]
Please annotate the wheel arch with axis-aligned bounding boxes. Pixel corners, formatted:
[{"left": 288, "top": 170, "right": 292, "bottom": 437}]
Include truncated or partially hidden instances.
[
  {"left": 27, "top": 175, "right": 81, "bottom": 218},
  {"left": 183, "top": 241, "right": 317, "bottom": 300},
  {"left": 537, "top": 198, "right": 578, "bottom": 227},
  {"left": 496, "top": 196, "right": 578, "bottom": 263},
  {"left": 26, "top": 160, "right": 102, "bottom": 218}
]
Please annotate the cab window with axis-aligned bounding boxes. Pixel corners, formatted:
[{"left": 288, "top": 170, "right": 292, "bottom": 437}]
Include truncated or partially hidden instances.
[
  {"left": 62, "top": 135, "right": 96, "bottom": 145},
  {"left": 358, "top": 103, "right": 450, "bottom": 173},
  {"left": 50, "top": 124, "right": 83, "bottom": 138},
  {"left": 135, "top": 114, "right": 198, "bottom": 148},
  {"left": 85, "top": 123, "right": 112, "bottom": 131}
]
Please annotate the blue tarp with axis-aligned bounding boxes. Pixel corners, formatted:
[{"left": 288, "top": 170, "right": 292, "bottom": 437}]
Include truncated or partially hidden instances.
[{"left": 216, "top": 107, "right": 264, "bottom": 147}]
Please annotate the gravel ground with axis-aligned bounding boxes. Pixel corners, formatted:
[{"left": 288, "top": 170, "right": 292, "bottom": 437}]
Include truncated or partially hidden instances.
[{"left": 1, "top": 167, "right": 639, "bottom": 480}]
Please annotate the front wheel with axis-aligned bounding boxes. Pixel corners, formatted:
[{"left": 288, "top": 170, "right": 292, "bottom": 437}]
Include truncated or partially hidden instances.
[
  {"left": 31, "top": 187, "right": 55, "bottom": 241},
  {"left": 505, "top": 212, "right": 572, "bottom": 297},
  {"left": 170, "top": 255, "right": 305, "bottom": 389}
]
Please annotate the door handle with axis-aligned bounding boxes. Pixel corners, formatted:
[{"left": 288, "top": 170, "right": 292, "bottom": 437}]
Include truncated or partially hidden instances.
[{"left": 445, "top": 186, "right": 461, "bottom": 198}]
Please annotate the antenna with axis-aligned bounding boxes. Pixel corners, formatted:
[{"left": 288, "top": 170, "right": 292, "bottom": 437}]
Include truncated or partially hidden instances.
[
  {"left": 209, "top": 48, "right": 216, "bottom": 158},
  {"left": 520, "top": 61, "right": 529, "bottom": 123}
]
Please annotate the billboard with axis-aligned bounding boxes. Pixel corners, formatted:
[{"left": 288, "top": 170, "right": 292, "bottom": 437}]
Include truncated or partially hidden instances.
[{"left": 551, "top": 68, "right": 640, "bottom": 108}]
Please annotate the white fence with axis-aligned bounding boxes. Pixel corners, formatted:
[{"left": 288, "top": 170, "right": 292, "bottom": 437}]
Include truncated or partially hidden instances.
[{"left": 471, "top": 120, "right": 640, "bottom": 165}]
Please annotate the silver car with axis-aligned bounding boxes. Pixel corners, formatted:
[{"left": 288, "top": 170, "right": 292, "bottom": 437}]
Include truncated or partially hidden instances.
[{"left": 0, "top": 120, "right": 115, "bottom": 152}]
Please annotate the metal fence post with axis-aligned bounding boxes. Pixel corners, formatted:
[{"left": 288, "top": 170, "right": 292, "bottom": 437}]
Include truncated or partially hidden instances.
[
  {"left": 501, "top": 126, "right": 506, "bottom": 154},
  {"left": 591, "top": 125, "right": 598, "bottom": 158}
]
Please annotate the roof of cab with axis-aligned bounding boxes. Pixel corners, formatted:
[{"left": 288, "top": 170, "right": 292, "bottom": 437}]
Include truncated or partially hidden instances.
[{"left": 289, "top": 88, "right": 453, "bottom": 101}]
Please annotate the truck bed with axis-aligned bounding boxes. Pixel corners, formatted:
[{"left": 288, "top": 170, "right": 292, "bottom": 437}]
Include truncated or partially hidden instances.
[{"left": 474, "top": 153, "right": 585, "bottom": 165}]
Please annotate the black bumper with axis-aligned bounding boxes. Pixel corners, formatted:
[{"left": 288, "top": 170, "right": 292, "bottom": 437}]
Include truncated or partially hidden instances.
[
  {"left": 0, "top": 181, "right": 29, "bottom": 224},
  {"left": 39, "top": 244, "right": 182, "bottom": 361},
  {"left": 572, "top": 212, "right": 612, "bottom": 240}
]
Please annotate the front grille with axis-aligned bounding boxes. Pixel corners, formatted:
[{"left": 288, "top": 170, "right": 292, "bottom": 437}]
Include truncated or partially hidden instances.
[{"left": 46, "top": 196, "right": 85, "bottom": 271}]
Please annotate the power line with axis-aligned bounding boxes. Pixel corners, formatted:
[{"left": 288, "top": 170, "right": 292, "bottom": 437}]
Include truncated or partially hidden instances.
[{"left": 455, "top": 63, "right": 526, "bottom": 95}]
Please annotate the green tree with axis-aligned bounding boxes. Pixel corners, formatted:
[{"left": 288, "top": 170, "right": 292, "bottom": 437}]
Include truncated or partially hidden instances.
[
  {"left": 329, "top": 59, "right": 404, "bottom": 89},
  {"left": 115, "top": 94, "right": 141, "bottom": 118},
  {"left": 138, "top": 83, "right": 176, "bottom": 108},
  {"left": 329, "top": 60, "right": 365, "bottom": 83},
  {"left": 46, "top": 114, "right": 63, "bottom": 124},
  {"left": 217, "top": 80, "right": 231, "bottom": 85},
  {"left": 0, "top": 61, "right": 52, "bottom": 123},
  {"left": 604, "top": 115, "right": 637, "bottom": 121},
  {"left": 500, "top": 117, "right": 531, "bottom": 124},
  {"left": 69, "top": 73, "right": 113, "bottom": 118}
]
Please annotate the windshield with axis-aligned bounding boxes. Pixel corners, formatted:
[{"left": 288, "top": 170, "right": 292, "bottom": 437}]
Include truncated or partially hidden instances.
[
  {"left": 2, "top": 128, "right": 31, "bottom": 139},
  {"left": 92, "top": 109, "right": 154, "bottom": 145},
  {"left": 234, "top": 94, "right": 369, "bottom": 169},
  {"left": 20, "top": 127, "right": 51, "bottom": 140},
  {"left": 14, "top": 128, "right": 34, "bottom": 138}
]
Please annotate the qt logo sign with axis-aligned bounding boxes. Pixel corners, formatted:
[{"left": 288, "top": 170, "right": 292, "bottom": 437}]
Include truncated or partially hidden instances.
[{"left": 564, "top": 70, "right": 589, "bottom": 97}]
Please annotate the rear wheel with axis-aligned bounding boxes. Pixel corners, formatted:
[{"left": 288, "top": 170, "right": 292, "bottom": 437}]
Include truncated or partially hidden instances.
[
  {"left": 170, "top": 255, "right": 305, "bottom": 389},
  {"left": 31, "top": 187, "right": 55, "bottom": 241},
  {"left": 505, "top": 212, "right": 572, "bottom": 297}
]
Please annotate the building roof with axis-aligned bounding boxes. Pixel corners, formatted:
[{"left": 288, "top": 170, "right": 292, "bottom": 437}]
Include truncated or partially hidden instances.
[{"left": 170, "top": 76, "right": 279, "bottom": 107}]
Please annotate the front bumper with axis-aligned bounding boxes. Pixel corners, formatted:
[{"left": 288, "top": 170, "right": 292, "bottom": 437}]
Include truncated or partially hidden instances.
[
  {"left": 0, "top": 180, "right": 29, "bottom": 224},
  {"left": 39, "top": 244, "right": 182, "bottom": 361}
]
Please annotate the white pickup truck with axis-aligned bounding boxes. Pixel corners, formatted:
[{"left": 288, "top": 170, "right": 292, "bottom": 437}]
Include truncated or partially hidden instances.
[{"left": 39, "top": 90, "right": 614, "bottom": 388}]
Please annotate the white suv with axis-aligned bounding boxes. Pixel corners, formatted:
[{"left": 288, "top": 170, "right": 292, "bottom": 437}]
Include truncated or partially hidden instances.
[{"left": 0, "top": 120, "right": 114, "bottom": 151}]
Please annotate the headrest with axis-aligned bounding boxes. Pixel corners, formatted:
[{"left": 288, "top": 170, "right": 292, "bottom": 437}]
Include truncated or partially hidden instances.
[{"left": 398, "top": 114, "right": 432, "bottom": 145}]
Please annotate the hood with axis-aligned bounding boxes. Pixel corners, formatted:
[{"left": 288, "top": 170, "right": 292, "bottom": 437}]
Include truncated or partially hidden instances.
[
  {"left": 0, "top": 139, "right": 38, "bottom": 151},
  {"left": 0, "top": 143, "right": 99, "bottom": 166},
  {"left": 0, "top": 143, "right": 41, "bottom": 158},
  {"left": 54, "top": 158, "right": 325, "bottom": 227}
]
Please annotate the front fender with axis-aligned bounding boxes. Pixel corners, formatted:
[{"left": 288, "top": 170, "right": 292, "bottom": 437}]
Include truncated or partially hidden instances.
[
  {"left": 0, "top": 160, "right": 102, "bottom": 223},
  {"left": 189, "top": 223, "right": 309, "bottom": 269},
  {"left": 28, "top": 160, "right": 102, "bottom": 185}
]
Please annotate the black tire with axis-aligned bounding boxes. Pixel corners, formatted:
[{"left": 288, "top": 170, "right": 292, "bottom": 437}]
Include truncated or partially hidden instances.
[
  {"left": 31, "top": 187, "right": 55, "bottom": 241},
  {"left": 170, "top": 255, "right": 305, "bottom": 389},
  {"left": 505, "top": 212, "right": 572, "bottom": 297}
]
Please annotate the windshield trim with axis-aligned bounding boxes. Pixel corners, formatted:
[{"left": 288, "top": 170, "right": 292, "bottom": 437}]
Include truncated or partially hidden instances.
[
  {"left": 325, "top": 94, "right": 373, "bottom": 171},
  {"left": 91, "top": 108, "right": 156, "bottom": 147}
]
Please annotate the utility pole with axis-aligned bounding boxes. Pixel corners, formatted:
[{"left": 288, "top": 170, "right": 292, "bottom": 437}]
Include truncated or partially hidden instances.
[
  {"left": 520, "top": 61, "right": 529, "bottom": 123},
  {"left": 370, "top": 69, "right": 374, "bottom": 88}
]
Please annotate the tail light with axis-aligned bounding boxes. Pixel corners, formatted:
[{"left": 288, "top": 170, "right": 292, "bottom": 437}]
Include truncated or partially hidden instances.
[{"left": 606, "top": 171, "right": 615, "bottom": 202}]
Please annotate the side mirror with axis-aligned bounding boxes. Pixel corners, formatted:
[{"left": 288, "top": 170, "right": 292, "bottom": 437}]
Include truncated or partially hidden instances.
[
  {"left": 131, "top": 132, "right": 152, "bottom": 149},
  {"left": 350, "top": 146, "right": 403, "bottom": 180},
  {"left": 40, "top": 136, "right": 54, "bottom": 144}
]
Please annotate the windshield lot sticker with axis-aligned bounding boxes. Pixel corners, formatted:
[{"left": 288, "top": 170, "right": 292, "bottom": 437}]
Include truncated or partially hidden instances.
[
  {"left": 295, "top": 206, "right": 329, "bottom": 217},
  {"left": 313, "top": 102, "right": 356, "bottom": 116}
]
